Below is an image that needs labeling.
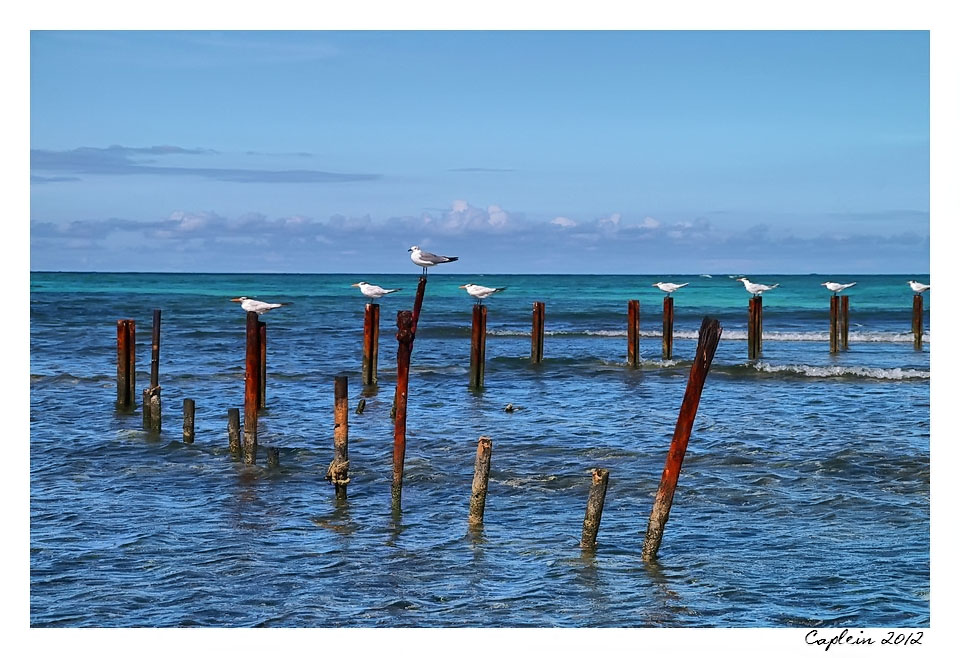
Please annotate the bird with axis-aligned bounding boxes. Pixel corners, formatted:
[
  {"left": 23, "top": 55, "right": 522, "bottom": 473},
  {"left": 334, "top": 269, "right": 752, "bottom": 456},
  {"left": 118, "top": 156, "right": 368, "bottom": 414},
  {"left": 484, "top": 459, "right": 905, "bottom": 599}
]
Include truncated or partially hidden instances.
[
  {"left": 652, "top": 282, "right": 689, "bottom": 296},
  {"left": 409, "top": 245, "right": 458, "bottom": 276},
  {"left": 908, "top": 280, "right": 930, "bottom": 293},
  {"left": 230, "top": 296, "right": 290, "bottom": 315},
  {"left": 352, "top": 281, "right": 402, "bottom": 300},
  {"left": 821, "top": 281, "right": 857, "bottom": 295},
  {"left": 736, "top": 277, "right": 779, "bottom": 296},
  {"left": 459, "top": 283, "right": 507, "bottom": 305}
]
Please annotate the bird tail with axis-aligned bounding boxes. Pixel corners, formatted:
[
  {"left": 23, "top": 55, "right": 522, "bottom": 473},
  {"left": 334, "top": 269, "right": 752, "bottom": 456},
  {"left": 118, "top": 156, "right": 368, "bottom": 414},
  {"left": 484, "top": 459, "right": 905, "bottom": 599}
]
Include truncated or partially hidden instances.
[
  {"left": 445, "top": 256, "right": 459, "bottom": 263},
  {"left": 495, "top": 286, "right": 508, "bottom": 292},
  {"left": 769, "top": 284, "right": 779, "bottom": 290},
  {"left": 386, "top": 288, "right": 402, "bottom": 294},
  {"left": 677, "top": 283, "right": 689, "bottom": 289}
]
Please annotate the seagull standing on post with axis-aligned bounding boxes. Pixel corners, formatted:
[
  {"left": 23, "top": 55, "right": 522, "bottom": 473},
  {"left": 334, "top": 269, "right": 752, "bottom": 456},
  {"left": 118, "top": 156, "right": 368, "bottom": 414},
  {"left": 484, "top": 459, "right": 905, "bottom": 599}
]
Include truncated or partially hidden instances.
[
  {"left": 821, "top": 281, "right": 857, "bottom": 296},
  {"left": 652, "top": 282, "right": 689, "bottom": 297},
  {"left": 352, "top": 281, "right": 402, "bottom": 300},
  {"left": 736, "top": 277, "right": 779, "bottom": 297},
  {"left": 409, "top": 245, "right": 458, "bottom": 277},
  {"left": 908, "top": 280, "right": 931, "bottom": 293},
  {"left": 459, "top": 283, "right": 507, "bottom": 305},
  {"left": 230, "top": 297, "right": 290, "bottom": 315}
]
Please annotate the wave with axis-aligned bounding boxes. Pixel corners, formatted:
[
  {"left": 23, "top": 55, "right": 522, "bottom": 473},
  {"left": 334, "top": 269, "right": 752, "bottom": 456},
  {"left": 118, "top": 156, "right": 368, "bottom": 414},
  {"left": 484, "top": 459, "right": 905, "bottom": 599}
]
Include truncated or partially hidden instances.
[
  {"left": 486, "top": 328, "right": 929, "bottom": 343},
  {"left": 719, "top": 362, "right": 930, "bottom": 381}
]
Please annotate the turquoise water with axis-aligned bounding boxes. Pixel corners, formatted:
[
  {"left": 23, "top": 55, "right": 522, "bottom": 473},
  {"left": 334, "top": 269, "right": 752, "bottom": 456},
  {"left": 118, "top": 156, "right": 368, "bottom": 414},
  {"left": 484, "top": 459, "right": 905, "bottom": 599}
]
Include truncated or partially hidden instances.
[{"left": 30, "top": 272, "right": 929, "bottom": 627}]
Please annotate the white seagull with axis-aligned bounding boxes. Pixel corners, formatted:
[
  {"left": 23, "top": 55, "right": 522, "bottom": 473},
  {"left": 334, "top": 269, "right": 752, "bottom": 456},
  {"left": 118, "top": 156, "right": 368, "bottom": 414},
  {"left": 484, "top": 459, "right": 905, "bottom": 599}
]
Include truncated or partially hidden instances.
[
  {"left": 908, "top": 280, "right": 931, "bottom": 294},
  {"left": 352, "top": 281, "right": 402, "bottom": 300},
  {"left": 459, "top": 283, "right": 507, "bottom": 305},
  {"left": 230, "top": 296, "right": 290, "bottom": 315},
  {"left": 821, "top": 281, "right": 857, "bottom": 295},
  {"left": 736, "top": 277, "right": 779, "bottom": 297},
  {"left": 652, "top": 281, "right": 689, "bottom": 296},
  {"left": 409, "top": 245, "right": 458, "bottom": 276}
]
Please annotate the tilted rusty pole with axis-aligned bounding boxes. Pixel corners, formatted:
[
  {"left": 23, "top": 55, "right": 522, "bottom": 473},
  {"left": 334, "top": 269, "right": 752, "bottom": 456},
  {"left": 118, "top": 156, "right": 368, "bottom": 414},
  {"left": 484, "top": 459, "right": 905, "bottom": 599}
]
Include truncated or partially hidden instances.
[
  {"left": 392, "top": 310, "right": 415, "bottom": 510},
  {"left": 840, "top": 295, "right": 850, "bottom": 350},
  {"left": 326, "top": 376, "right": 350, "bottom": 499},
  {"left": 143, "top": 310, "right": 161, "bottom": 431},
  {"left": 829, "top": 295, "right": 839, "bottom": 354},
  {"left": 580, "top": 468, "right": 610, "bottom": 549}
]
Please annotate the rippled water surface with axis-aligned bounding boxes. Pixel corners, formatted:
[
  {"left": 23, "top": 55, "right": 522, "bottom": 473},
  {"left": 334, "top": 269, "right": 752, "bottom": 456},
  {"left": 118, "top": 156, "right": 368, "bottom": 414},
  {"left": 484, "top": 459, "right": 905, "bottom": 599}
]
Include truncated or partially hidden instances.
[{"left": 30, "top": 273, "right": 930, "bottom": 627}]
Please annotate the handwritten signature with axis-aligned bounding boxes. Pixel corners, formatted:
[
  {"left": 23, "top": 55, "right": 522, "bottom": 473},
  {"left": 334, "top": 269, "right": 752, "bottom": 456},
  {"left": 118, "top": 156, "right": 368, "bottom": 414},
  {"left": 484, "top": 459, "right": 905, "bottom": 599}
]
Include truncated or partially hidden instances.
[{"left": 805, "top": 629, "right": 923, "bottom": 651}]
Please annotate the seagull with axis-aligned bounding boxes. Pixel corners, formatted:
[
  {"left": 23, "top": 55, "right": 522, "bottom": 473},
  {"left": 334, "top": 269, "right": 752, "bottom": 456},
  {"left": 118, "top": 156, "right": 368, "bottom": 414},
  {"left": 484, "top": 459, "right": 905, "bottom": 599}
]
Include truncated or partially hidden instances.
[
  {"left": 352, "top": 281, "right": 402, "bottom": 300},
  {"left": 736, "top": 277, "right": 779, "bottom": 297},
  {"left": 230, "top": 296, "right": 290, "bottom": 315},
  {"left": 409, "top": 245, "right": 458, "bottom": 276},
  {"left": 908, "top": 280, "right": 931, "bottom": 293},
  {"left": 459, "top": 283, "right": 507, "bottom": 305},
  {"left": 652, "top": 282, "right": 689, "bottom": 296},
  {"left": 821, "top": 281, "right": 857, "bottom": 295}
]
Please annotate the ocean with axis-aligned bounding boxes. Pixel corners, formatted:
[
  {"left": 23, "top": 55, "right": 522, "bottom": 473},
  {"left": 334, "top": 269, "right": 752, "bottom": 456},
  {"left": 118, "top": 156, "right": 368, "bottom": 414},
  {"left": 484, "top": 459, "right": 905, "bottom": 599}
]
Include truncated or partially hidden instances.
[{"left": 29, "top": 272, "right": 930, "bottom": 627}]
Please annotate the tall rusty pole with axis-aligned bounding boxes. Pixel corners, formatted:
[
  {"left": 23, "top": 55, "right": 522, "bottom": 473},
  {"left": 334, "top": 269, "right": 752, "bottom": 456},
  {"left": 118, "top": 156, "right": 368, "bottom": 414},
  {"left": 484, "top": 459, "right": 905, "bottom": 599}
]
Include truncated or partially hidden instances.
[
  {"left": 642, "top": 317, "right": 723, "bottom": 561},
  {"left": 531, "top": 301, "right": 545, "bottom": 363},
  {"left": 627, "top": 299, "right": 640, "bottom": 366},
  {"left": 392, "top": 310, "right": 415, "bottom": 510},
  {"left": 143, "top": 310, "right": 162, "bottom": 431},
  {"left": 243, "top": 310, "right": 261, "bottom": 464},
  {"left": 829, "top": 295, "right": 839, "bottom": 353},
  {"left": 840, "top": 295, "right": 850, "bottom": 350},
  {"left": 258, "top": 320, "right": 267, "bottom": 409},
  {"left": 912, "top": 294, "right": 924, "bottom": 350},
  {"left": 748, "top": 297, "right": 762, "bottom": 359},
  {"left": 662, "top": 296, "right": 674, "bottom": 360},
  {"left": 469, "top": 304, "right": 487, "bottom": 389},
  {"left": 362, "top": 303, "right": 380, "bottom": 387},
  {"left": 116, "top": 319, "right": 135, "bottom": 409},
  {"left": 327, "top": 376, "right": 350, "bottom": 499}
]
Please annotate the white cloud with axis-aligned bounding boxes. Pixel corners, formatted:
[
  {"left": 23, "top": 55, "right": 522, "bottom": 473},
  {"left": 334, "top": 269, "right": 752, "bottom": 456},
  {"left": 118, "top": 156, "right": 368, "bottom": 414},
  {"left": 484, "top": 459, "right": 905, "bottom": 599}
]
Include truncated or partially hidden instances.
[
  {"left": 640, "top": 216, "right": 660, "bottom": 229},
  {"left": 551, "top": 216, "right": 576, "bottom": 228}
]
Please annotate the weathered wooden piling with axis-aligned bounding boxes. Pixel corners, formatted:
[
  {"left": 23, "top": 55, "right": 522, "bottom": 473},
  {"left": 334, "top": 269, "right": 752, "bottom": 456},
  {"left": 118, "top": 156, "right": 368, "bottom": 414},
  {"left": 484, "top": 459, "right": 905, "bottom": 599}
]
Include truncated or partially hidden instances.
[
  {"left": 469, "top": 304, "right": 488, "bottom": 389},
  {"left": 392, "top": 310, "right": 415, "bottom": 509},
  {"left": 142, "top": 310, "right": 162, "bottom": 431},
  {"left": 258, "top": 320, "right": 267, "bottom": 409},
  {"left": 531, "top": 301, "right": 545, "bottom": 363},
  {"left": 411, "top": 276, "right": 427, "bottom": 332},
  {"left": 829, "top": 295, "right": 839, "bottom": 353},
  {"left": 183, "top": 398, "right": 195, "bottom": 443},
  {"left": 362, "top": 303, "right": 381, "bottom": 387},
  {"left": 468, "top": 436, "right": 493, "bottom": 527},
  {"left": 227, "top": 407, "right": 241, "bottom": 454},
  {"left": 641, "top": 317, "right": 723, "bottom": 562},
  {"left": 580, "top": 468, "right": 610, "bottom": 549},
  {"left": 912, "top": 294, "right": 924, "bottom": 350},
  {"left": 116, "top": 319, "right": 136, "bottom": 408},
  {"left": 840, "top": 295, "right": 850, "bottom": 350},
  {"left": 267, "top": 447, "right": 280, "bottom": 468},
  {"left": 747, "top": 297, "right": 762, "bottom": 359},
  {"left": 326, "top": 376, "right": 350, "bottom": 499},
  {"left": 662, "top": 297, "right": 674, "bottom": 360},
  {"left": 243, "top": 310, "right": 261, "bottom": 464},
  {"left": 627, "top": 299, "right": 640, "bottom": 366},
  {"left": 355, "top": 398, "right": 366, "bottom": 414}
]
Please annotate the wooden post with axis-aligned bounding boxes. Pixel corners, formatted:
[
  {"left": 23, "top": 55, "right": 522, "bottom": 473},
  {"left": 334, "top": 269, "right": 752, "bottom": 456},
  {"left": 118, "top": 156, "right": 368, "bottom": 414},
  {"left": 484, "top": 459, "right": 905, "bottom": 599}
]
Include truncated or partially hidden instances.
[
  {"left": 326, "top": 376, "right": 350, "bottom": 499},
  {"left": 531, "top": 301, "right": 545, "bottom": 363},
  {"left": 227, "top": 408, "right": 241, "bottom": 455},
  {"left": 748, "top": 297, "right": 762, "bottom": 359},
  {"left": 642, "top": 317, "right": 723, "bottom": 561},
  {"left": 116, "top": 319, "right": 134, "bottom": 408},
  {"left": 411, "top": 276, "right": 427, "bottom": 333},
  {"left": 840, "top": 295, "right": 850, "bottom": 350},
  {"left": 912, "top": 294, "right": 924, "bottom": 350},
  {"left": 829, "top": 295, "right": 839, "bottom": 354},
  {"left": 125, "top": 320, "right": 136, "bottom": 406},
  {"left": 580, "top": 468, "right": 610, "bottom": 549},
  {"left": 362, "top": 303, "right": 380, "bottom": 387},
  {"left": 243, "top": 310, "right": 261, "bottom": 464},
  {"left": 627, "top": 299, "right": 640, "bottom": 366},
  {"left": 150, "top": 309, "right": 161, "bottom": 389},
  {"left": 662, "top": 297, "right": 674, "bottom": 360},
  {"left": 258, "top": 320, "right": 267, "bottom": 409},
  {"left": 392, "top": 310, "right": 415, "bottom": 510},
  {"left": 142, "top": 310, "right": 162, "bottom": 431},
  {"left": 468, "top": 436, "right": 493, "bottom": 527},
  {"left": 183, "top": 399, "right": 195, "bottom": 443},
  {"left": 267, "top": 447, "right": 280, "bottom": 468},
  {"left": 469, "top": 304, "right": 487, "bottom": 389}
]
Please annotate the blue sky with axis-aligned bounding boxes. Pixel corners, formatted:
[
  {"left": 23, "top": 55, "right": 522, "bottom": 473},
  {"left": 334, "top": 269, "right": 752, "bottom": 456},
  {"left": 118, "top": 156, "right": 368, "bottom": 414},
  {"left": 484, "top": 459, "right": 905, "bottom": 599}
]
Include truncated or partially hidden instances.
[{"left": 30, "top": 30, "right": 930, "bottom": 273}]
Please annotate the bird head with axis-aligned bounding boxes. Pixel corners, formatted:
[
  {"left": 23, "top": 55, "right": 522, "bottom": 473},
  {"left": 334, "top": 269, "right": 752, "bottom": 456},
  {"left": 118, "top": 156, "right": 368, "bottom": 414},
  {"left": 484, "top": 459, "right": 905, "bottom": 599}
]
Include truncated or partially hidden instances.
[
  {"left": 820, "top": 282, "right": 828, "bottom": 287},
  {"left": 459, "top": 284, "right": 472, "bottom": 289},
  {"left": 351, "top": 282, "right": 365, "bottom": 287},
  {"left": 736, "top": 277, "right": 747, "bottom": 282},
  {"left": 652, "top": 282, "right": 662, "bottom": 287},
  {"left": 408, "top": 246, "right": 418, "bottom": 253},
  {"left": 908, "top": 280, "right": 916, "bottom": 284},
  {"left": 230, "top": 297, "right": 248, "bottom": 303}
]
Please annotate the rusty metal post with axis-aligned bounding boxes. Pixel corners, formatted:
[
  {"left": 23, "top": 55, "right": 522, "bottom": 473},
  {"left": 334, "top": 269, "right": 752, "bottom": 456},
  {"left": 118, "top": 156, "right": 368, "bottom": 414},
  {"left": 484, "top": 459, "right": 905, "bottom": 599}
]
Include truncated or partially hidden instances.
[
  {"left": 116, "top": 319, "right": 133, "bottom": 408},
  {"left": 362, "top": 303, "right": 380, "bottom": 386},
  {"left": 662, "top": 297, "right": 674, "bottom": 360},
  {"left": 840, "top": 295, "right": 850, "bottom": 350},
  {"left": 912, "top": 294, "right": 923, "bottom": 350},
  {"left": 142, "top": 310, "right": 162, "bottom": 431},
  {"left": 125, "top": 319, "right": 136, "bottom": 406},
  {"left": 183, "top": 398, "right": 195, "bottom": 443},
  {"left": 227, "top": 407, "right": 241, "bottom": 455},
  {"left": 748, "top": 297, "right": 762, "bottom": 359},
  {"left": 267, "top": 447, "right": 280, "bottom": 468},
  {"left": 627, "top": 299, "right": 640, "bottom": 366},
  {"left": 531, "top": 301, "right": 545, "bottom": 363},
  {"left": 392, "top": 310, "right": 415, "bottom": 510},
  {"left": 243, "top": 310, "right": 261, "bottom": 464},
  {"left": 258, "top": 320, "right": 267, "bottom": 409},
  {"left": 642, "top": 317, "right": 723, "bottom": 561},
  {"left": 411, "top": 276, "right": 427, "bottom": 333},
  {"left": 150, "top": 309, "right": 160, "bottom": 389},
  {"left": 580, "top": 468, "right": 610, "bottom": 549},
  {"left": 326, "top": 376, "right": 350, "bottom": 499},
  {"left": 829, "top": 295, "right": 839, "bottom": 353},
  {"left": 469, "top": 304, "right": 487, "bottom": 389},
  {"left": 468, "top": 436, "right": 493, "bottom": 527}
]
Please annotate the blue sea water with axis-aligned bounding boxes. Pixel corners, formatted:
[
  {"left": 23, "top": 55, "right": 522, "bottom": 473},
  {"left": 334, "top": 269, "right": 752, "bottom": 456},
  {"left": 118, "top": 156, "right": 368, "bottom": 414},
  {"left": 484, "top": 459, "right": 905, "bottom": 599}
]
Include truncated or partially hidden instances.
[{"left": 29, "top": 272, "right": 930, "bottom": 627}]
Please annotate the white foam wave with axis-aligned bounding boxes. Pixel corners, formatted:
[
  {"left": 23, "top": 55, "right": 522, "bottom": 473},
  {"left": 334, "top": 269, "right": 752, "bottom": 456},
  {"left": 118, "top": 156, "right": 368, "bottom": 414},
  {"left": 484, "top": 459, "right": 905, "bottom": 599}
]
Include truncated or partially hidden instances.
[
  {"left": 750, "top": 362, "right": 929, "bottom": 380},
  {"left": 488, "top": 328, "right": 929, "bottom": 343}
]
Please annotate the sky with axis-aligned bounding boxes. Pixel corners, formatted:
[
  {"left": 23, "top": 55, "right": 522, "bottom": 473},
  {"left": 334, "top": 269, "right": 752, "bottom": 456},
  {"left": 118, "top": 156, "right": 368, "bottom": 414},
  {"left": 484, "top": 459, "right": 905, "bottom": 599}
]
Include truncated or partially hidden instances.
[{"left": 29, "top": 30, "right": 930, "bottom": 273}]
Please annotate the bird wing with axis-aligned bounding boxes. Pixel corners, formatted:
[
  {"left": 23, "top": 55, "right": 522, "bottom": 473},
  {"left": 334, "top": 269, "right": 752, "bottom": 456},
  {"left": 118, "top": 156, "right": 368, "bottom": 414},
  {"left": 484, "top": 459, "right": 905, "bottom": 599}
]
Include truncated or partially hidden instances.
[{"left": 418, "top": 250, "right": 456, "bottom": 264}]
